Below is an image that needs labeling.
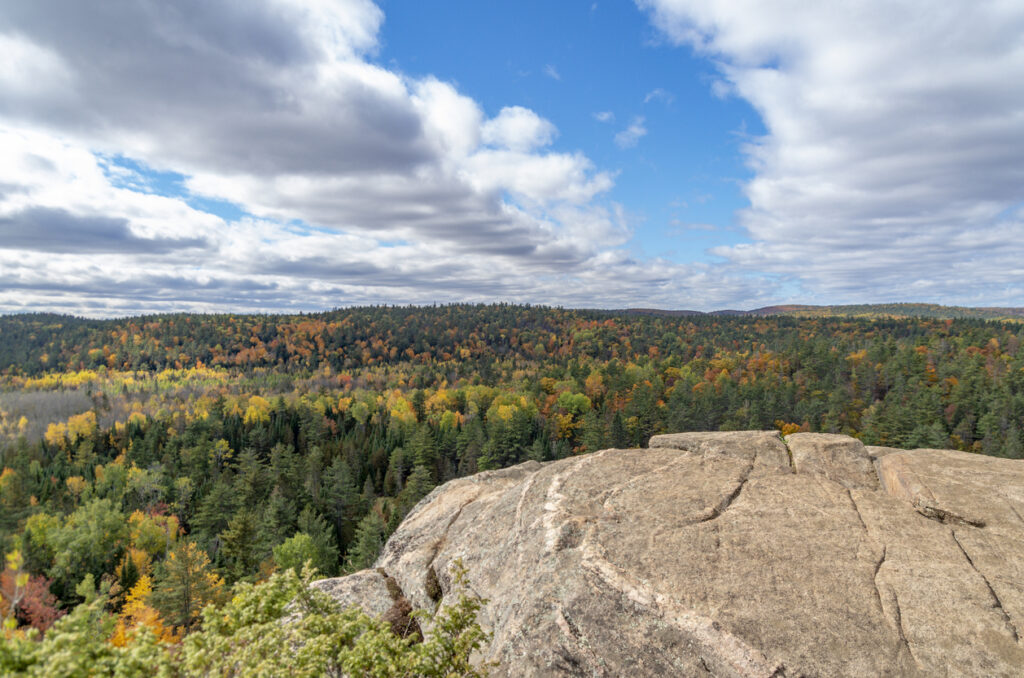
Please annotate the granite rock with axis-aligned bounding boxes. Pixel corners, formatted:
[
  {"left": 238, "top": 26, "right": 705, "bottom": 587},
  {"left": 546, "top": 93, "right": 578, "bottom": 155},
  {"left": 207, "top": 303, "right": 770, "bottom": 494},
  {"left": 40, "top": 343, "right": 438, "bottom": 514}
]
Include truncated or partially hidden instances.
[{"left": 316, "top": 432, "right": 1024, "bottom": 677}]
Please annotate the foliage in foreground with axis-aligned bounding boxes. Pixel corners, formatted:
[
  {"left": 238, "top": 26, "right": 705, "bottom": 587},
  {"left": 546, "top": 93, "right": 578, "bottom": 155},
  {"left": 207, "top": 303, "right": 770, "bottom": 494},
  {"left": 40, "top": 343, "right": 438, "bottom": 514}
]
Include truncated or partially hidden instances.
[{"left": 0, "top": 561, "right": 490, "bottom": 677}]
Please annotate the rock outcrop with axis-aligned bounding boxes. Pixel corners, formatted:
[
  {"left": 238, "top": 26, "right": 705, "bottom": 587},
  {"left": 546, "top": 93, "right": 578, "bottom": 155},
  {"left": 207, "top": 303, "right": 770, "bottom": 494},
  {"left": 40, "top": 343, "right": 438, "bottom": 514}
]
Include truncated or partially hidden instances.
[{"left": 318, "top": 432, "right": 1024, "bottom": 676}]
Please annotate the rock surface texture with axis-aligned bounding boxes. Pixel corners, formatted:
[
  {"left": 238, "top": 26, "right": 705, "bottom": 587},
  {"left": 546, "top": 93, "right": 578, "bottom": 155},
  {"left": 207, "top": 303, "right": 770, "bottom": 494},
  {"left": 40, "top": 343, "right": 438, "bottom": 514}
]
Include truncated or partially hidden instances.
[{"left": 318, "top": 432, "right": 1024, "bottom": 677}]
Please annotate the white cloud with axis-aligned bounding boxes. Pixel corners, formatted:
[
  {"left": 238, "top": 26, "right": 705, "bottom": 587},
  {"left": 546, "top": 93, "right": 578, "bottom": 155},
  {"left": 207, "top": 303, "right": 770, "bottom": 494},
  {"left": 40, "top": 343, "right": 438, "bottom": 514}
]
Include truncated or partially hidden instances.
[
  {"left": 0, "top": 0, "right": 772, "bottom": 314},
  {"left": 0, "top": 33, "right": 73, "bottom": 99},
  {"left": 639, "top": 0, "right": 1024, "bottom": 303},
  {"left": 410, "top": 77, "right": 484, "bottom": 159},
  {"left": 465, "top": 150, "right": 613, "bottom": 206},
  {"left": 593, "top": 111, "right": 615, "bottom": 123},
  {"left": 481, "top": 106, "right": 557, "bottom": 152},
  {"left": 614, "top": 117, "right": 648, "bottom": 148},
  {"left": 643, "top": 87, "right": 673, "bottom": 104},
  {"left": 544, "top": 64, "right": 561, "bottom": 80},
  {"left": 0, "top": 129, "right": 766, "bottom": 315}
]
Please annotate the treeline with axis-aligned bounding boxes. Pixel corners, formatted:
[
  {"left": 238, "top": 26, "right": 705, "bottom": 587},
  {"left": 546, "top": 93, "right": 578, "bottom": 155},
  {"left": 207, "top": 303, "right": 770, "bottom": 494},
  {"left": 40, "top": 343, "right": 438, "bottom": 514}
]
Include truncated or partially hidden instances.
[
  {"left": 1, "top": 305, "right": 1024, "bottom": 639},
  {"left": 747, "top": 303, "right": 1024, "bottom": 320}
]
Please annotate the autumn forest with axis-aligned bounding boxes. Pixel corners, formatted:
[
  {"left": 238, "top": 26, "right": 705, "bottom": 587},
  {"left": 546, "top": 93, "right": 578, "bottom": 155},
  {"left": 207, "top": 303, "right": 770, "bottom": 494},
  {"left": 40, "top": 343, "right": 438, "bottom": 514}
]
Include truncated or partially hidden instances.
[{"left": 1, "top": 304, "right": 1024, "bottom": 663}]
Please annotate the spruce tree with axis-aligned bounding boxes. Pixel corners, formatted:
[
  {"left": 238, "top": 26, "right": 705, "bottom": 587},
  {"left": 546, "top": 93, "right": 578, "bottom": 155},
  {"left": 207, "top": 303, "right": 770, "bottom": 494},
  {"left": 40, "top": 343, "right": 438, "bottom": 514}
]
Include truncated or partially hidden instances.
[
  {"left": 396, "top": 465, "right": 434, "bottom": 518},
  {"left": 320, "top": 456, "right": 358, "bottom": 546},
  {"left": 151, "top": 540, "right": 225, "bottom": 630},
  {"left": 296, "top": 505, "right": 341, "bottom": 576},
  {"left": 220, "top": 509, "right": 264, "bottom": 580},
  {"left": 345, "top": 511, "right": 386, "bottom": 572}
]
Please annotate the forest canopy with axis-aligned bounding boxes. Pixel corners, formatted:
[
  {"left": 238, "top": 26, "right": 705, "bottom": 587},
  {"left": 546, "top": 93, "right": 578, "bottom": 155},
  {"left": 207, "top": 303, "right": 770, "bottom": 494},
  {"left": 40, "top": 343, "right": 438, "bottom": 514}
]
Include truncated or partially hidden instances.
[{"left": 1, "top": 304, "right": 1023, "bottom": 672}]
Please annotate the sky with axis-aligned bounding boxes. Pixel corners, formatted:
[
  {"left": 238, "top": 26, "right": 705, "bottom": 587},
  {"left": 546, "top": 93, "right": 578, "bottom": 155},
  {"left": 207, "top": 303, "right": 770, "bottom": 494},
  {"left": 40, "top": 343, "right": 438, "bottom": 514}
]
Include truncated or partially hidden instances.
[{"left": 1, "top": 0, "right": 1023, "bottom": 316}]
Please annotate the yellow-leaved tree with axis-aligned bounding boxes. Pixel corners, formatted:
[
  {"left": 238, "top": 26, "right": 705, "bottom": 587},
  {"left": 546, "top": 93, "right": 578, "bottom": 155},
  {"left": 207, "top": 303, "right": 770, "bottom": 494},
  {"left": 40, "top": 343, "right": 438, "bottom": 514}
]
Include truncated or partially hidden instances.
[{"left": 110, "top": 575, "right": 179, "bottom": 647}]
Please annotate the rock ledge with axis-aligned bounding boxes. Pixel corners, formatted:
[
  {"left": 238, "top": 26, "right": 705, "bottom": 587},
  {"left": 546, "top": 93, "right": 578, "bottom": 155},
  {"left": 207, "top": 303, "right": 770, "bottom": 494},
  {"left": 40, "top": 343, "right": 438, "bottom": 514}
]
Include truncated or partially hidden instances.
[{"left": 318, "top": 432, "right": 1024, "bottom": 677}]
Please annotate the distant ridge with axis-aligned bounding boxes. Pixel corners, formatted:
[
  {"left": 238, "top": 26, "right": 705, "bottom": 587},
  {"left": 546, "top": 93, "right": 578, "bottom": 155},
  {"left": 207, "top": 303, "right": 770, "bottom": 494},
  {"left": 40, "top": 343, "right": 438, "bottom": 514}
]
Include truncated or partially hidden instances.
[
  {"left": 621, "top": 303, "right": 1024, "bottom": 321},
  {"left": 3, "top": 303, "right": 1024, "bottom": 324},
  {"left": 616, "top": 308, "right": 704, "bottom": 317}
]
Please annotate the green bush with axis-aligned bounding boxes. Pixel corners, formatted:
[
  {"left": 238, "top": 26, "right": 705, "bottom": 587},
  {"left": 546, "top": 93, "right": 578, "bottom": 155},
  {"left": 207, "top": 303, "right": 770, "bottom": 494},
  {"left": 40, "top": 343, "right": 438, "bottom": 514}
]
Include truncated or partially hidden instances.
[
  {"left": 1, "top": 563, "right": 491, "bottom": 677},
  {"left": 272, "top": 533, "right": 319, "bottom": 574}
]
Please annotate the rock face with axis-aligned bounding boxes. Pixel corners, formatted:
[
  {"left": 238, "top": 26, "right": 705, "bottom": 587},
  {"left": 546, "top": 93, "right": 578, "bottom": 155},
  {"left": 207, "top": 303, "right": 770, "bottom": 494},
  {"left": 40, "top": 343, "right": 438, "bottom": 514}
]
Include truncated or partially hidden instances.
[
  {"left": 318, "top": 432, "right": 1024, "bottom": 676},
  {"left": 310, "top": 568, "right": 422, "bottom": 639}
]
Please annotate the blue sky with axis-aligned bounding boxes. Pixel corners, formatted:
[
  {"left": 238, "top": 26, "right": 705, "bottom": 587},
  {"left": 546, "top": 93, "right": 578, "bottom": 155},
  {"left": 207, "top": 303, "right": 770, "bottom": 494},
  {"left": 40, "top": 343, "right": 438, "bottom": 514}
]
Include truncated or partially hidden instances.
[
  {"left": 376, "top": 0, "right": 760, "bottom": 263},
  {"left": 0, "top": 0, "right": 1023, "bottom": 315}
]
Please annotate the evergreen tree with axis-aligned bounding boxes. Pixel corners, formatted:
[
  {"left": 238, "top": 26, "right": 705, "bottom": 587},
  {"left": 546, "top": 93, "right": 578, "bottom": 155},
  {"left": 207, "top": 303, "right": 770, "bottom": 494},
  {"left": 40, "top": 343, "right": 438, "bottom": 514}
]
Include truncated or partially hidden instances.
[
  {"left": 361, "top": 475, "right": 376, "bottom": 508},
  {"left": 117, "top": 551, "right": 140, "bottom": 596},
  {"left": 456, "top": 419, "right": 485, "bottom": 476},
  {"left": 320, "top": 456, "right": 358, "bottom": 546},
  {"left": 1005, "top": 426, "right": 1024, "bottom": 459},
  {"left": 304, "top": 445, "right": 325, "bottom": 504},
  {"left": 580, "top": 411, "right": 606, "bottom": 453},
  {"left": 409, "top": 424, "right": 438, "bottom": 480},
  {"left": 345, "top": 511, "right": 386, "bottom": 572},
  {"left": 233, "top": 449, "right": 266, "bottom": 508},
  {"left": 259, "top": 486, "right": 295, "bottom": 549},
  {"left": 220, "top": 509, "right": 265, "bottom": 580},
  {"left": 383, "top": 447, "right": 406, "bottom": 495},
  {"left": 610, "top": 412, "right": 629, "bottom": 448},
  {"left": 43, "top": 498, "right": 129, "bottom": 603},
  {"left": 151, "top": 540, "right": 225, "bottom": 630},
  {"left": 269, "top": 443, "right": 305, "bottom": 506},
  {"left": 192, "top": 481, "right": 237, "bottom": 556},
  {"left": 527, "top": 437, "right": 548, "bottom": 462},
  {"left": 396, "top": 465, "right": 434, "bottom": 518},
  {"left": 296, "top": 505, "right": 340, "bottom": 575}
]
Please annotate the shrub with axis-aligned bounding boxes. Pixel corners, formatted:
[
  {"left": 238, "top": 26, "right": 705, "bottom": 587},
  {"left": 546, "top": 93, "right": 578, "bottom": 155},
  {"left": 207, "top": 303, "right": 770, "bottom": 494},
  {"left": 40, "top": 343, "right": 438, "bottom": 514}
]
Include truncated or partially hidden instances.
[{"left": 1, "top": 559, "right": 492, "bottom": 678}]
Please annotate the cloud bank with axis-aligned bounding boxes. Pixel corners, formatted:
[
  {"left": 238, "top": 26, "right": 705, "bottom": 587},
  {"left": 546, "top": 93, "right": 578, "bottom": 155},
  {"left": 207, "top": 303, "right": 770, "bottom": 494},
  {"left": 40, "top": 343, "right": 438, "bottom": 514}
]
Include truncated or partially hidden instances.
[
  {"left": 0, "top": 0, "right": 762, "bottom": 315},
  {"left": 639, "top": 0, "right": 1024, "bottom": 303},
  {"left": 1, "top": 0, "right": 1022, "bottom": 316}
]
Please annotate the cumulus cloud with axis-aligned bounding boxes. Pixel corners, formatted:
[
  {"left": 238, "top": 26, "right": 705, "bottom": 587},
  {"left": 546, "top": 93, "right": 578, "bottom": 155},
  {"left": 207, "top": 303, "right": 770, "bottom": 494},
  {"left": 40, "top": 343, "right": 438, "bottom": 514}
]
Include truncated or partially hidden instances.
[
  {"left": 639, "top": 0, "right": 1024, "bottom": 303},
  {"left": 0, "top": 0, "right": 770, "bottom": 315},
  {"left": 614, "top": 117, "right": 648, "bottom": 148},
  {"left": 593, "top": 111, "right": 615, "bottom": 123},
  {"left": 481, "top": 106, "right": 557, "bottom": 152},
  {"left": 0, "top": 207, "right": 207, "bottom": 254}
]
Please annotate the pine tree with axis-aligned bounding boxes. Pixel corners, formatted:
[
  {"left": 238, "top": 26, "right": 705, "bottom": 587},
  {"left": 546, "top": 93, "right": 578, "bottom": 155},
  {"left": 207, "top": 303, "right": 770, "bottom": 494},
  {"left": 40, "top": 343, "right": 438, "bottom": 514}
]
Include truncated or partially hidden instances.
[
  {"left": 151, "top": 540, "right": 225, "bottom": 630},
  {"left": 580, "top": 411, "right": 606, "bottom": 453},
  {"left": 296, "top": 505, "right": 341, "bottom": 576},
  {"left": 1003, "top": 425, "right": 1023, "bottom": 459},
  {"left": 270, "top": 443, "right": 305, "bottom": 505},
  {"left": 610, "top": 412, "right": 629, "bottom": 448},
  {"left": 220, "top": 509, "right": 264, "bottom": 580},
  {"left": 192, "top": 481, "right": 237, "bottom": 556},
  {"left": 233, "top": 448, "right": 266, "bottom": 508},
  {"left": 456, "top": 419, "right": 485, "bottom": 476},
  {"left": 383, "top": 447, "right": 405, "bottom": 495},
  {"left": 320, "top": 456, "right": 359, "bottom": 546},
  {"left": 527, "top": 437, "right": 548, "bottom": 462},
  {"left": 396, "top": 465, "right": 434, "bottom": 518},
  {"left": 409, "top": 425, "right": 438, "bottom": 480},
  {"left": 304, "top": 445, "right": 325, "bottom": 504},
  {"left": 260, "top": 486, "right": 295, "bottom": 549},
  {"left": 345, "top": 511, "right": 386, "bottom": 572},
  {"left": 117, "top": 551, "right": 140, "bottom": 596},
  {"left": 361, "top": 475, "right": 376, "bottom": 508}
]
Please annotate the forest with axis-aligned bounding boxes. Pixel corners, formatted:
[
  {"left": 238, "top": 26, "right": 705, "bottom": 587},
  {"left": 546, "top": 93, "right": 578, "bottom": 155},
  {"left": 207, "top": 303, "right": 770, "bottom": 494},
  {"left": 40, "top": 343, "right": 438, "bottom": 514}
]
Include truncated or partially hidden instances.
[{"left": 2, "top": 304, "right": 1024, "bottom": 672}]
